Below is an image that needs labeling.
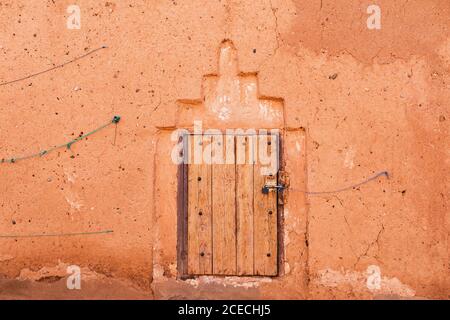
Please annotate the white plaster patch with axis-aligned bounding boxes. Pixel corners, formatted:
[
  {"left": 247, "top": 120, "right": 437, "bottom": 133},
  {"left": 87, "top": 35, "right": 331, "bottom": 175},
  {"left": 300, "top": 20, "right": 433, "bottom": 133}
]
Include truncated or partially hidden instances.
[
  {"left": 184, "top": 278, "right": 199, "bottom": 288},
  {"left": 258, "top": 101, "right": 282, "bottom": 121},
  {"left": 366, "top": 264, "right": 381, "bottom": 290},
  {"left": 0, "top": 254, "right": 14, "bottom": 262},
  {"left": 344, "top": 147, "right": 356, "bottom": 169},
  {"left": 284, "top": 262, "right": 291, "bottom": 275},
  {"left": 17, "top": 261, "right": 106, "bottom": 282},
  {"left": 316, "top": 266, "right": 416, "bottom": 297},
  {"left": 284, "top": 227, "right": 291, "bottom": 246},
  {"left": 218, "top": 107, "right": 231, "bottom": 120},
  {"left": 437, "top": 38, "right": 450, "bottom": 67},
  {"left": 64, "top": 169, "right": 77, "bottom": 184},
  {"left": 152, "top": 263, "right": 165, "bottom": 279},
  {"left": 65, "top": 193, "right": 83, "bottom": 211},
  {"left": 259, "top": 102, "right": 269, "bottom": 119},
  {"left": 284, "top": 209, "right": 302, "bottom": 237},
  {"left": 212, "top": 95, "right": 232, "bottom": 120},
  {"left": 243, "top": 82, "right": 257, "bottom": 104},
  {"left": 284, "top": 208, "right": 289, "bottom": 219},
  {"left": 188, "top": 276, "right": 272, "bottom": 289}
]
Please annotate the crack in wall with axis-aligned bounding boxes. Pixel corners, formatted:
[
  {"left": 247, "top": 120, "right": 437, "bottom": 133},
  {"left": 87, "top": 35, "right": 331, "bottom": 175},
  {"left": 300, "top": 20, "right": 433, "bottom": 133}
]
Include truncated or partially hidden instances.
[
  {"left": 257, "top": 0, "right": 282, "bottom": 71},
  {"left": 354, "top": 223, "right": 384, "bottom": 268},
  {"left": 269, "top": 0, "right": 281, "bottom": 54}
]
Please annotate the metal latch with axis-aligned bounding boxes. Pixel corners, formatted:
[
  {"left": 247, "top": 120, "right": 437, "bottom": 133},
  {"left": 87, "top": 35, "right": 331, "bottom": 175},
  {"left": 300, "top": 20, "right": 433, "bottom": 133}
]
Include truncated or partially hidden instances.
[{"left": 262, "top": 184, "right": 286, "bottom": 194}]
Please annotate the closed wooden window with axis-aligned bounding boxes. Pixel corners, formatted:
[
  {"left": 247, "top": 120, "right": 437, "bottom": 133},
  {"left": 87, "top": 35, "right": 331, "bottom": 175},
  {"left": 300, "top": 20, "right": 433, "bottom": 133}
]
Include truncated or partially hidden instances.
[{"left": 181, "top": 133, "right": 279, "bottom": 276}]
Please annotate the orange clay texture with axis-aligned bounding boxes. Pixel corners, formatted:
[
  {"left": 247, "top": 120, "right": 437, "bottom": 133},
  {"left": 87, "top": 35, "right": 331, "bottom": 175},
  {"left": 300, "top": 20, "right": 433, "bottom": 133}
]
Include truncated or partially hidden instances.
[{"left": 0, "top": 0, "right": 448, "bottom": 299}]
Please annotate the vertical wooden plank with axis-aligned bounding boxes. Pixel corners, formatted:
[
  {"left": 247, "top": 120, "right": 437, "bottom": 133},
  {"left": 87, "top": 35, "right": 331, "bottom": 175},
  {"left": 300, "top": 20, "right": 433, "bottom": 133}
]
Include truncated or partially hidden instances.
[
  {"left": 254, "top": 133, "right": 278, "bottom": 276},
  {"left": 212, "top": 134, "right": 237, "bottom": 274},
  {"left": 177, "top": 153, "right": 188, "bottom": 277},
  {"left": 236, "top": 135, "right": 255, "bottom": 275},
  {"left": 187, "top": 134, "right": 213, "bottom": 274}
]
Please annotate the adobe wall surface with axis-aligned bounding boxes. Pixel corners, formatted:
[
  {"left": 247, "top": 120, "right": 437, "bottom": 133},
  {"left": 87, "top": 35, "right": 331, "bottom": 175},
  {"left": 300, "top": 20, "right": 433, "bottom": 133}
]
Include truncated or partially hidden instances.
[{"left": 0, "top": 0, "right": 448, "bottom": 299}]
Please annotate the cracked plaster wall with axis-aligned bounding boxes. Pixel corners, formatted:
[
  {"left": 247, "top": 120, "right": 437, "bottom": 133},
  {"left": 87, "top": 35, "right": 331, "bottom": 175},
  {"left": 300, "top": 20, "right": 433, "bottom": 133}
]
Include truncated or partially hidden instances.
[{"left": 0, "top": 0, "right": 448, "bottom": 299}]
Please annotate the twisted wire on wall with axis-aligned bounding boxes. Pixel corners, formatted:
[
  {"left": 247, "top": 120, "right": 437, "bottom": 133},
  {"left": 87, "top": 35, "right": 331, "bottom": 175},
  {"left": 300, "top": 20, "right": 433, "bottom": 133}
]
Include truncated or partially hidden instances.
[
  {"left": 1, "top": 115, "right": 121, "bottom": 164},
  {"left": 0, "top": 45, "right": 116, "bottom": 238}
]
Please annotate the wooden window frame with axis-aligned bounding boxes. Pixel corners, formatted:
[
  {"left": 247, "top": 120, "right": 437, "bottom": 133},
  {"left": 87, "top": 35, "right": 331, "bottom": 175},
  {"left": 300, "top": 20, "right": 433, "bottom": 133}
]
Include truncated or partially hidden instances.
[{"left": 177, "top": 132, "right": 285, "bottom": 278}]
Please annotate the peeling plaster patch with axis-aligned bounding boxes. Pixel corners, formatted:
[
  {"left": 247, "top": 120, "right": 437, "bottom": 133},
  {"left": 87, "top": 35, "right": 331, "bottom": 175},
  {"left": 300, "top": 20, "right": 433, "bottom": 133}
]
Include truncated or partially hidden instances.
[
  {"left": 212, "top": 95, "right": 232, "bottom": 120},
  {"left": 244, "top": 83, "right": 257, "bottom": 104},
  {"left": 218, "top": 107, "right": 231, "bottom": 120},
  {"left": 17, "top": 261, "right": 106, "bottom": 282},
  {"left": 186, "top": 276, "right": 272, "bottom": 289},
  {"left": 0, "top": 254, "right": 14, "bottom": 262},
  {"left": 64, "top": 169, "right": 77, "bottom": 184},
  {"left": 344, "top": 147, "right": 356, "bottom": 169},
  {"left": 168, "top": 263, "right": 177, "bottom": 277},
  {"left": 65, "top": 193, "right": 83, "bottom": 211},
  {"left": 258, "top": 102, "right": 269, "bottom": 119},
  {"left": 258, "top": 101, "right": 281, "bottom": 121},
  {"left": 152, "top": 263, "right": 165, "bottom": 279},
  {"left": 284, "top": 262, "right": 291, "bottom": 275},
  {"left": 221, "top": 46, "right": 233, "bottom": 67},
  {"left": 366, "top": 265, "right": 381, "bottom": 290},
  {"left": 184, "top": 278, "right": 199, "bottom": 288},
  {"left": 284, "top": 227, "right": 291, "bottom": 246},
  {"left": 318, "top": 268, "right": 358, "bottom": 287},
  {"left": 316, "top": 266, "right": 416, "bottom": 297},
  {"left": 284, "top": 209, "right": 301, "bottom": 237},
  {"left": 437, "top": 38, "right": 450, "bottom": 67},
  {"left": 283, "top": 208, "right": 293, "bottom": 248}
]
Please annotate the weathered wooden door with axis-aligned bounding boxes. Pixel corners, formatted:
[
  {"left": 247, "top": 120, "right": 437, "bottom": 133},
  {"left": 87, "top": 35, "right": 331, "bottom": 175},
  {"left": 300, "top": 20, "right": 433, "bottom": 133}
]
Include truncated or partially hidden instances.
[{"left": 185, "top": 133, "right": 279, "bottom": 276}]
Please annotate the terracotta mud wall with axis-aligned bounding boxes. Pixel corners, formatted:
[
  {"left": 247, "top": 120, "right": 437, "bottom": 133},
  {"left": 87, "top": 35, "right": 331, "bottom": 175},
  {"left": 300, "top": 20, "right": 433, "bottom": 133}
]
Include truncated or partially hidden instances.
[{"left": 0, "top": 0, "right": 448, "bottom": 299}]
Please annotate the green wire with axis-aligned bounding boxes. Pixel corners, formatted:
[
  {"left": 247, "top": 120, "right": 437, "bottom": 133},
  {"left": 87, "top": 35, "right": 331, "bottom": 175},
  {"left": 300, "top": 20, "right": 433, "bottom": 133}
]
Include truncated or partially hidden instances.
[{"left": 1, "top": 115, "right": 121, "bottom": 164}]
